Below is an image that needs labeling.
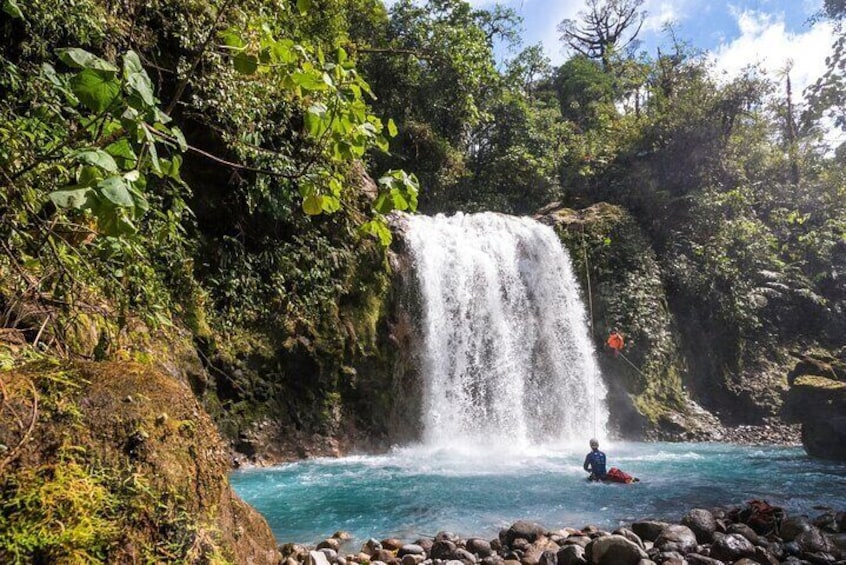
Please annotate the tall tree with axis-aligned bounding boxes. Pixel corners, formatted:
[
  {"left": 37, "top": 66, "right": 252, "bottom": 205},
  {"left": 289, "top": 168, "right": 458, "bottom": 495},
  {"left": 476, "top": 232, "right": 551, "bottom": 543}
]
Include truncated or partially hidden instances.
[{"left": 558, "top": 0, "right": 646, "bottom": 71}]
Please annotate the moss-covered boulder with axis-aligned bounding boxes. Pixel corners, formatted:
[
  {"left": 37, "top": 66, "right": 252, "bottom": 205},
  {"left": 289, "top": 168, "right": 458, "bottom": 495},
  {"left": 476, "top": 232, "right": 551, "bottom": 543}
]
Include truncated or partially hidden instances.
[
  {"left": 536, "top": 203, "right": 711, "bottom": 438},
  {"left": 783, "top": 353, "right": 846, "bottom": 460},
  {"left": 0, "top": 361, "right": 280, "bottom": 564}
]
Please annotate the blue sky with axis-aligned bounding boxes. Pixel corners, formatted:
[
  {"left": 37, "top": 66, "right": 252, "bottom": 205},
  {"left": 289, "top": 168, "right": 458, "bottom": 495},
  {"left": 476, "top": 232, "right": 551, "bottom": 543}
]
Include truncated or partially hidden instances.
[{"left": 491, "top": 0, "right": 834, "bottom": 97}]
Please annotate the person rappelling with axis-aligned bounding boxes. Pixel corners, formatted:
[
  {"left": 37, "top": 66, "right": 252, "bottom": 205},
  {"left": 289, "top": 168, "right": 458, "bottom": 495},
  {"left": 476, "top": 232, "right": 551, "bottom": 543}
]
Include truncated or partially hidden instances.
[{"left": 605, "top": 328, "right": 624, "bottom": 357}]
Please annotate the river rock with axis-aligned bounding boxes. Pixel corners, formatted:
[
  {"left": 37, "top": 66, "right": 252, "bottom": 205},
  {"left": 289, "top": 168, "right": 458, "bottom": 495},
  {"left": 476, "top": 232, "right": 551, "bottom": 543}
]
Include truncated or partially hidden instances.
[
  {"left": 795, "top": 526, "right": 838, "bottom": 555},
  {"left": 382, "top": 539, "right": 405, "bottom": 551},
  {"left": 481, "top": 556, "right": 504, "bottom": 565},
  {"left": 586, "top": 534, "right": 648, "bottom": 565},
  {"left": 363, "top": 539, "right": 383, "bottom": 555},
  {"left": 654, "top": 525, "right": 698, "bottom": 554},
  {"left": 333, "top": 531, "right": 353, "bottom": 541},
  {"left": 633, "top": 521, "right": 672, "bottom": 542},
  {"left": 512, "top": 539, "right": 531, "bottom": 551},
  {"left": 466, "top": 539, "right": 493, "bottom": 557},
  {"left": 432, "top": 540, "right": 458, "bottom": 560},
  {"left": 504, "top": 522, "right": 546, "bottom": 546},
  {"left": 753, "top": 545, "right": 781, "bottom": 565},
  {"left": 682, "top": 509, "right": 717, "bottom": 543},
  {"left": 636, "top": 561, "right": 657, "bottom": 565},
  {"left": 710, "top": 533, "right": 756, "bottom": 562},
  {"left": 373, "top": 549, "right": 396, "bottom": 562},
  {"left": 726, "top": 523, "right": 760, "bottom": 546},
  {"left": 562, "top": 536, "right": 591, "bottom": 548},
  {"left": 308, "top": 550, "right": 333, "bottom": 565},
  {"left": 319, "top": 539, "right": 342, "bottom": 551},
  {"left": 402, "top": 555, "right": 424, "bottom": 565},
  {"left": 455, "top": 549, "right": 477, "bottom": 564},
  {"left": 613, "top": 528, "right": 645, "bottom": 549},
  {"left": 320, "top": 548, "right": 339, "bottom": 562},
  {"left": 399, "top": 545, "right": 426, "bottom": 557},
  {"left": 655, "top": 551, "right": 686, "bottom": 564},
  {"left": 783, "top": 375, "right": 846, "bottom": 460},
  {"left": 537, "top": 550, "right": 557, "bottom": 565},
  {"left": 685, "top": 555, "right": 724, "bottom": 565},
  {"left": 556, "top": 545, "right": 586, "bottom": 565},
  {"left": 437, "top": 532, "right": 461, "bottom": 543},
  {"left": 782, "top": 517, "right": 815, "bottom": 541},
  {"left": 415, "top": 539, "right": 435, "bottom": 554}
]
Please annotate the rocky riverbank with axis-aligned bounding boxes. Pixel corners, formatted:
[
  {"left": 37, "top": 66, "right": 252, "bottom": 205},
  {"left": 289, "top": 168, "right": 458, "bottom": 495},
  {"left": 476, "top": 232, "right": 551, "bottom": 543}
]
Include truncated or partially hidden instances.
[{"left": 282, "top": 501, "right": 845, "bottom": 565}]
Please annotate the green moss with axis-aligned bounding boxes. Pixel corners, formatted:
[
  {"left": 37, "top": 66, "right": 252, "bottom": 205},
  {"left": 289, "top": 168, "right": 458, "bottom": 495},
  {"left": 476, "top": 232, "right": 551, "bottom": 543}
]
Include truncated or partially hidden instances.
[
  {"left": 793, "top": 375, "right": 846, "bottom": 391},
  {"left": 0, "top": 361, "right": 275, "bottom": 564}
]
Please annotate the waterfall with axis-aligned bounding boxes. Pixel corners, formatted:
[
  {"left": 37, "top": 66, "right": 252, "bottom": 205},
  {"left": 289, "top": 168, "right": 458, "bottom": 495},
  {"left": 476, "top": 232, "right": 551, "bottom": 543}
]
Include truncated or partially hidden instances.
[{"left": 405, "top": 212, "right": 608, "bottom": 449}]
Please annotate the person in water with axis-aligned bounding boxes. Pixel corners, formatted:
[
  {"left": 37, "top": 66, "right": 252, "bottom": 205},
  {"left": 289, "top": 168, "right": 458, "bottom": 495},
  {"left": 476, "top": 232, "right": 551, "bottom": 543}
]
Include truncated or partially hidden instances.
[{"left": 583, "top": 438, "right": 607, "bottom": 481}]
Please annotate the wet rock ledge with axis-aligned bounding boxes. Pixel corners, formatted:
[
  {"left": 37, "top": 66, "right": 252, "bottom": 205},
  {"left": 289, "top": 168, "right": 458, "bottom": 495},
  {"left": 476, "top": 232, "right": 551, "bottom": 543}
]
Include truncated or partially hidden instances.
[{"left": 282, "top": 502, "right": 846, "bottom": 565}]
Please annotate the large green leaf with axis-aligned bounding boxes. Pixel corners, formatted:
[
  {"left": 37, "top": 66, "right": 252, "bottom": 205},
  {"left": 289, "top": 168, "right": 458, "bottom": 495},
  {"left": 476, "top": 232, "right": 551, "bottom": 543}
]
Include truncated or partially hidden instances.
[
  {"left": 98, "top": 176, "right": 134, "bottom": 207},
  {"left": 74, "top": 149, "right": 119, "bottom": 173},
  {"left": 233, "top": 53, "right": 258, "bottom": 75},
  {"left": 58, "top": 48, "right": 117, "bottom": 72},
  {"left": 292, "top": 71, "right": 329, "bottom": 91},
  {"left": 105, "top": 138, "right": 138, "bottom": 169},
  {"left": 50, "top": 188, "right": 92, "bottom": 209},
  {"left": 302, "top": 194, "right": 323, "bottom": 215},
  {"left": 71, "top": 69, "right": 120, "bottom": 113},
  {"left": 297, "top": 0, "right": 312, "bottom": 15},
  {"left": 123, "top": 52, "right": 155, "bottom": 107}
]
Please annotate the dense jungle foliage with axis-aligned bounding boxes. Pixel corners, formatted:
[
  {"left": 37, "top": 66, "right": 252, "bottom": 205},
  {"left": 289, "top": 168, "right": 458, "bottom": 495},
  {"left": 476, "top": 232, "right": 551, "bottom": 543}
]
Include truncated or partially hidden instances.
[{"left": 0, "top": 0, "right": 844, "bottom": 453}]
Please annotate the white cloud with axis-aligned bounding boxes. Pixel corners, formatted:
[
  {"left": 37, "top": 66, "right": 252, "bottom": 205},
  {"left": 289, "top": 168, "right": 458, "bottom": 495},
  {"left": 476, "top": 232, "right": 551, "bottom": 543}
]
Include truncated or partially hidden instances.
[
  {"left": 642, "top": 0, "right": 696, "bottom": 32},
  {"left": 711, "top": 9, "right": 834, "bottom": 99}
]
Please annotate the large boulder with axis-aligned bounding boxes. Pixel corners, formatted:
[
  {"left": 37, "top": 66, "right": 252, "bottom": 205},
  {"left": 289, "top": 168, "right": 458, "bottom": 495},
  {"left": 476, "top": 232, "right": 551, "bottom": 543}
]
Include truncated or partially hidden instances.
[
  {"left": 653, "top": 525, "right": 698, "bottom": 554},
  {"left": 632, "top": 521, "right": 673, "bottom": 542},
  {"left": 682, "top": 509, "right": 717, "bottom": 543},
  {"left": 0, "top": 362, "right": 280, "bottom": 564},
  {"left": 783, "top": 375, "right": 846, "bottom": 460},
  {"left": 502, "top": 521, "right": 547, "bottom": 546},
  {"left": 709, "top": 533, "right": 756, "bottom": 562},
  {"left": 586, "top": 535, "right": 648, "bottom": 565}
]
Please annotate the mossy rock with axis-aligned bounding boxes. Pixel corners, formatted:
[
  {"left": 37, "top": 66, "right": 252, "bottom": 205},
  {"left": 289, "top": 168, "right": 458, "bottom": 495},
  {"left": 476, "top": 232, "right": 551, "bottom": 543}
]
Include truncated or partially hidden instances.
[
  {"left": 537, "top": 203, "right": 688, "bottom": 435},
  {"left": 783, "top": 374, "right": 846, "bottom": 460},
  {"left": 0, "top": 360, "right": 279, "bottom": 564}
]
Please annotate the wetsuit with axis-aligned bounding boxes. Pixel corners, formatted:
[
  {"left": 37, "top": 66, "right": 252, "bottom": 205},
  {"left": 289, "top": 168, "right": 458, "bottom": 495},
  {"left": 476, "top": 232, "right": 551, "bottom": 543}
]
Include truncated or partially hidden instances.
[{"left": 583, "top": 449, "right": 607, "bottom": 481}]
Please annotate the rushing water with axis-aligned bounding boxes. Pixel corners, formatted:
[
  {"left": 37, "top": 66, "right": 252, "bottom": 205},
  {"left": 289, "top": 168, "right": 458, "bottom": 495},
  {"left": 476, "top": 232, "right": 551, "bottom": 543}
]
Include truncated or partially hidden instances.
[
  {"left": 231, "top": 442, "right": 846, "bottom": 545},
  {"left": 231, "top": 213, "right": 846, "bottom": 545},
  {"left": 404, "top": 212, "right": 608, "bottom": 448}
]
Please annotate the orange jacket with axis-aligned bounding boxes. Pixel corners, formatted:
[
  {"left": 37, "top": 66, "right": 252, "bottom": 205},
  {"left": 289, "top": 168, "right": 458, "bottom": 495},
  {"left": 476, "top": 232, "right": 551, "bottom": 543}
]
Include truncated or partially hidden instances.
[{"left": 607, "top": 332, "right": 624, "bottom": 351}]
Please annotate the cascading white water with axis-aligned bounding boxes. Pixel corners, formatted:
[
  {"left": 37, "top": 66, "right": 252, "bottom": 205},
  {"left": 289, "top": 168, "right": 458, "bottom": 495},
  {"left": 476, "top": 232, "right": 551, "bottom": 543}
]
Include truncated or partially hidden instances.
[{"left": 405, "top": 212, "right": 608, "bottom": 449}]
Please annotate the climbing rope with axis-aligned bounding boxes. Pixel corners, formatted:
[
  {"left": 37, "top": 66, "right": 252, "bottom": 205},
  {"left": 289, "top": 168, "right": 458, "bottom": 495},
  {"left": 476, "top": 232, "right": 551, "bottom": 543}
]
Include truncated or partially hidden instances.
[
  {"left": 582, "top": 226, "right": 599, "bottom": 438},
  {"left": 617, "top": 351, "right": 648, "bottom": 380}
]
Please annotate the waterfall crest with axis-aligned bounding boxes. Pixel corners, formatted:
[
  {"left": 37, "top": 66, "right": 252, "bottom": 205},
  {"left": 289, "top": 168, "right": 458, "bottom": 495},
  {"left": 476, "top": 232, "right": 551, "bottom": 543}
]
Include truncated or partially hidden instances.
[{"left": 405, "top": 212, "right": 608, "bottom": 449}]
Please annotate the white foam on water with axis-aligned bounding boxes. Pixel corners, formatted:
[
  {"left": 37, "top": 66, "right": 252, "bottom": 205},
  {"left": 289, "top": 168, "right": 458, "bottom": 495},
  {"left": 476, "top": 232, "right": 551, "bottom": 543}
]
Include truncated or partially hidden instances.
[{"left": 404, "top": 212, "right": 609, "bottom": 452}]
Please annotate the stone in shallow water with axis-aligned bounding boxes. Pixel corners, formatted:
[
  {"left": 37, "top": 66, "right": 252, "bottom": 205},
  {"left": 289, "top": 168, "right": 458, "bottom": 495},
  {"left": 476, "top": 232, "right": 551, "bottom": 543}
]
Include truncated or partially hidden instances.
[
  {"left": 726, "top": 523, "right": 760, "bottom": 546},
  {"left": 333, "top": 531, "right": 353, "bottom": 541},
  {"left": 363, "top": 539, "right": 383, "bottom": 556},
  {"left": 383, "top": 539, "right": 405, "bottom": 551},
  {"left": 613, "top": 528, "right": 645, "bottom": 549}
]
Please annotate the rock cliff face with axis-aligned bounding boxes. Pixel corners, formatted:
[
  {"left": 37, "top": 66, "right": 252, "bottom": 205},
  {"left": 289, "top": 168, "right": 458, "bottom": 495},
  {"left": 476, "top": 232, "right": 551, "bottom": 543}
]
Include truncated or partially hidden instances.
[
  {"left": 783, "top": 350, "right": 846, "bottom": 460},
  {"left": 0, "top": 361, "right": 280, "bottom": 564},
  {"left": 535, "top": 203, "right": 713, "bottom": 438}
]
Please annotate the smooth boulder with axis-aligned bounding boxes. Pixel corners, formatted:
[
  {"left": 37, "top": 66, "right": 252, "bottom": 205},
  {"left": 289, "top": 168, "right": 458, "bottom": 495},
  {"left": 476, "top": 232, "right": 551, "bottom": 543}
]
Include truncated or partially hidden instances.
[
  {"left": 586, "top": 534, "right": 648, "bottom": 565},
  {"left": 682, "top": 509, "right": 717, "bottom": 543},
  {"left": 710, "top": 533, "right": 756, "bottom": 562},
  {"left": 654, "top": 525, "right": 698, "bottom": 554}
]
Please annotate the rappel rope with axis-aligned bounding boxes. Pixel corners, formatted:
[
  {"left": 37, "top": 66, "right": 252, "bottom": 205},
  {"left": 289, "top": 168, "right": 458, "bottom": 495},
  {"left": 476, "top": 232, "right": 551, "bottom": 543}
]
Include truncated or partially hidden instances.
[
  {"left": 582, "top": 227, "right": 598, "bottom": 439},
  {"left": 616, "top": 350, "right": 648, "bottom": 381}
]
